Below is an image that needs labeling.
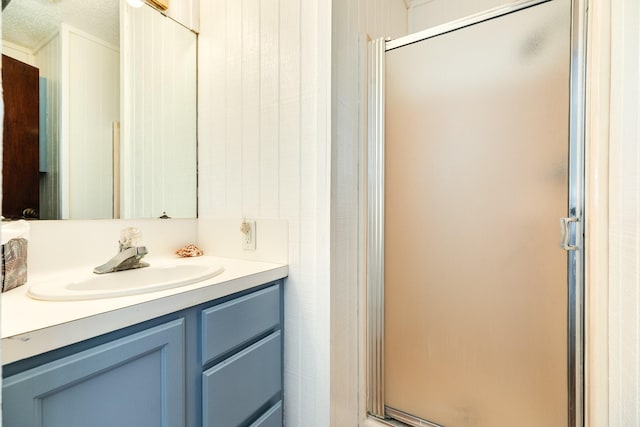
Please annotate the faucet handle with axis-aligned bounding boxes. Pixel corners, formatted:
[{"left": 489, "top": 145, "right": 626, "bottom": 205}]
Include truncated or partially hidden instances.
[{"left": 120, "top": 227, "right": 143, "bottom": 248}]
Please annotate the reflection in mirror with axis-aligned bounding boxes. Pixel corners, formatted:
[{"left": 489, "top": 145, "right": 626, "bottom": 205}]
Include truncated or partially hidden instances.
[
  {"left": 122, "top": 4, "right": 197, "bottom": 219},
  {"left": 2, "top": 0, "right": 119, "bottom": 220},
  {"left": 2, "top": 0, "right": 197, "bottom": 220}
]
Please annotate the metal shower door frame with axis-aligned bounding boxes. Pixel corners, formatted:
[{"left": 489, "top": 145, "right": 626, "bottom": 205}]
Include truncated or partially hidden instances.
[{"left": 366, "top": 0, "right": 587, "bottom": 425}]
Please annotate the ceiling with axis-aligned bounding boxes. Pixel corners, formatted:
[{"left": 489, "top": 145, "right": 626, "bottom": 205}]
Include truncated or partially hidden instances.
[{"left": 2, "top": 0, "right": 119, "bottom": 51}]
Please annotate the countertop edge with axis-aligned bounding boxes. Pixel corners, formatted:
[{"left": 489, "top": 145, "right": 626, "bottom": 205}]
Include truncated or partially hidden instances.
[{"left": 2, "top": 264, "right": 288, "bottom": 365}]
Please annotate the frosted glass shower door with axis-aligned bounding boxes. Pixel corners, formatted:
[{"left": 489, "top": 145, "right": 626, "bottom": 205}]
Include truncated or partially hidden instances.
[{"left": 383, "top": 1, "right": 572, "bottom": 426}]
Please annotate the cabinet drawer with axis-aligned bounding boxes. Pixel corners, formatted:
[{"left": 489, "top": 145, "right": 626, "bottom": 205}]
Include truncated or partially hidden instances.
[
  {"left": 250, "top": 401, "right": 282, "bottom": 427},
  {"left": 203, "top": 331, "right": 281, "bottom": 427},
  {"left": 201, "top": 284, "right": 280, "bottom": 365}
]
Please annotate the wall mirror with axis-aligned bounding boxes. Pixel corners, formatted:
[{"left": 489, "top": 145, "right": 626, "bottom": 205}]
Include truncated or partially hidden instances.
[{"left": 1, "top": 0, "right": 197, "bottom": 220}]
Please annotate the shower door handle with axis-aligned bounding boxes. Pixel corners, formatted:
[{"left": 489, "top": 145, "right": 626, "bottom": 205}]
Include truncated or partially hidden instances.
[{"left": 560, "top": 217, "right": 579, "bottom": 251}]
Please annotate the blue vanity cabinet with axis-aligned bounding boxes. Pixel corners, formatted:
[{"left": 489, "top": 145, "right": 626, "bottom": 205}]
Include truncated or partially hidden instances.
[
  {"left": 3, "top": 318, "right": 185, "bottom": 427},
  {"left": 2, "top": 281, "right": 284, "bottom": 427},
  {"left": 201, "top": 285, "right": 283, "bottom": 427}
]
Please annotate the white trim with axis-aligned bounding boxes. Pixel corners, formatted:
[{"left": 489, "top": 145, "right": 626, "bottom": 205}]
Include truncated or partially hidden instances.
[
  {"left": 386, "top": 0, "right": 550, "bottom": 51},
  {"left": 366, "top": 37, "right": 386, "bottom": 419},
  {"left": 1, "top": 40, "right": 35, "bottom": 65},
  {"left": 63, "top": 23, "right": 119, "bottom": 53},
  {"left": 584, "top": 0, "right": 610, "bottom": 425},
  {"left": 594, "top": 0, "right": 640, "bottom": 424},
  {"left": 59, "top": 24, "right": 71, "bottom": 219},
  {"left": 358, "top": 32, "right": 372, "bottom": 427},
  {"left": 120, "top": 0, "right": 132, "bottom": 219},
  {"left": 112, "top": 121, "right": 121, "bottom": 219},
  {"left": 1, "top": 40, "right": 32, "bottom": 56}
]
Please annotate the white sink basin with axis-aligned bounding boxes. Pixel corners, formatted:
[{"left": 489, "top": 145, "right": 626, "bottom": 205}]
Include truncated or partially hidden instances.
[{"left": 28, "top": 261, "right": 224, "bottom": 301}]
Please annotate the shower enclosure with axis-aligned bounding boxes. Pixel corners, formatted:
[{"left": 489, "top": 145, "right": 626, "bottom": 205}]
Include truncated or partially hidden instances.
[{"left": 367, "top": 0, "right": 585, "bottom": 426}]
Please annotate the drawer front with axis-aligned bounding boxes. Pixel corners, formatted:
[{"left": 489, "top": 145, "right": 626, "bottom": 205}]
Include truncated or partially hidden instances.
[
  {"left": 201, "top": 284, "right": 280, "bottom": 365},
  {"left": 203, "top": 331, "right": 281, "bottom": 427},
  {"left": 250, "top": 401, "right": 282, "bottom": 427}
]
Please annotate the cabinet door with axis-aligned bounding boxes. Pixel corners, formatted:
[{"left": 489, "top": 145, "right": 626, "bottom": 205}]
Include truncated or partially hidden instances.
[
  {"left": 1, "top": 54, "right": 40, "bottom": 219},
  {"left": 203, "top": 331, "right": 281, "bottom": 427},
  {"left": 3, "top": 319, "right": 185, "bottom": 427}
]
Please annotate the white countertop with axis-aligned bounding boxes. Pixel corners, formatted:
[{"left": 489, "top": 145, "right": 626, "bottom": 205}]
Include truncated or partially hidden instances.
[{"left": 1, "top": 256, "right": 288, "bottom": 365}]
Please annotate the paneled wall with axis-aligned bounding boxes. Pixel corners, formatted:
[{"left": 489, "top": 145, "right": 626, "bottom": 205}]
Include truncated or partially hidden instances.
[
  {"left": 608, "top": 0, "right": 640, "bottom": 424},
  {"left": 198, "top": 1, "right": 331, "bottom": 426},
  {"left": 62, "top": 25, "right": 119, "bottom": 219},
  {"left": 122, "top": 4, "right": 197, "bottom": 219},
  {"left": 331, "top": 1, "right": 407, "bottom": 425}
]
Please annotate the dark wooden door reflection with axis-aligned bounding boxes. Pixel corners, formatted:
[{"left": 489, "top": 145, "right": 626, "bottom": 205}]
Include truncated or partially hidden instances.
[{"left": 2, "top": 54, "right": 40, "bottom": 219}]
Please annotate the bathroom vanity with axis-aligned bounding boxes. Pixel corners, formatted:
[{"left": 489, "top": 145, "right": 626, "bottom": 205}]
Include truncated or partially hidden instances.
[{"left": 1, "top": 256, "right": 287, "bottom": 427}]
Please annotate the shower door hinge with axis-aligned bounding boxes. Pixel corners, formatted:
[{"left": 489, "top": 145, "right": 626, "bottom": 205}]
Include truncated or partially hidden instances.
[{"left": 560, "top": 217, "right": 579, "bottom": 251}]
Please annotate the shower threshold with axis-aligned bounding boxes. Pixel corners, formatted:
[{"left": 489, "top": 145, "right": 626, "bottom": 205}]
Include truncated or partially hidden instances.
[{"left": 384, "top": 406, "right": 444, "bottom": 427}]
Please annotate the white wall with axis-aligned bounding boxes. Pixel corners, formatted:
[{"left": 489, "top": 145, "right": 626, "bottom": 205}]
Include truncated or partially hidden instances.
[
  {"left": 585, "top": 0, "right": 611, "bottom": 424},
  {"left": 198, "top": 0, "right": 331, "bottom": 426},
  {"left": 607, "top": 0, "right": 640, "bottom": 424},
  {"left": 582, "top": 0, "right": 640, "bottom": 425},
  {"left": 330, "top": 1, "right": 407, "bottom": 425}
]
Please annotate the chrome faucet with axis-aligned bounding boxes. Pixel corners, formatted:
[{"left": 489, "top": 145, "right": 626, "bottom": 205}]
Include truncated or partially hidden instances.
[{"left": 94, "top": 228, "right": 150, "bottom": 274}]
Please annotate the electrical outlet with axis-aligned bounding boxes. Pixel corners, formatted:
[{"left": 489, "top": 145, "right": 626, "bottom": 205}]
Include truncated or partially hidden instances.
[{"left": 241, "top": 220, "right": 256, "bottom": 250}]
